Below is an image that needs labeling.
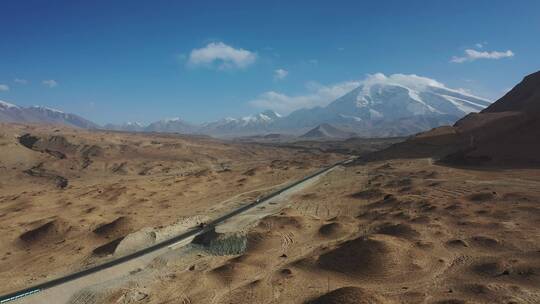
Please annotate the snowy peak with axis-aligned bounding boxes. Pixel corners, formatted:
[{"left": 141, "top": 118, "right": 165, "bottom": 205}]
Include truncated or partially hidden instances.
[
  {"left": 260, "top": 110, "right": 282, "bottom": 119},
  {"left": 0, "top": 100, "right": 20, "bottom": 110},
  {"left": 240, "top": 110, "right": 282, "bottom": 125},
  {"left": 326, "top": 74, "right": 491, "bottom": 121},
  {"left": 125, "top": 121, "right": 144, "bottom": 127},
  {"left": 145, "top": 117, "right": 195, "bottom": 133},
  {"left": 104, "top": 121, "right": 146, "bottom": 132},
  {"left": 0, "top": 73, "right": 494, "bottom": 138},
  {"left": 0, "top": 100, "right": 99, "bottom": 129},
  {"left": 29, "top": 105, "right": 64, "bottom": 114},
  {"left": 281, "top": 73, "right": 493, "bottom": 137},
  {"left": 162, "top": 117, "right": 183, "bottom": 123},
  {"left": 198, "top": 110, "right": 284, "bottom": 135}
]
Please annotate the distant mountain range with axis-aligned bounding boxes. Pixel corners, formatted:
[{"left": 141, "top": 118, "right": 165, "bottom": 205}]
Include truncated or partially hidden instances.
[
  {"left": 0, "top": 100, "right": 99, "bottom": 129},
  {"left": 0, "top": 74, "right": 492, "bottom": 138}
]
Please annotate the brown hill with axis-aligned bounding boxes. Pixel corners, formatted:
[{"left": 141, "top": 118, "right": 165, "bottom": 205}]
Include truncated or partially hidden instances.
[
  {"left": 368, "top": 70, "right": 540, "bottom": 167},
  {"left": 483, "top": 70, "right": 540, "bottom": 113},
  {"left": 300, "top": 123, "right": 357, "bottom": 140}
]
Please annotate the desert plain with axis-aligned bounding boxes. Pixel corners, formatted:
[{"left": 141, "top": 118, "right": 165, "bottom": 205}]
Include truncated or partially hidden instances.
[{"left": 1, "top": 122, "right": 539, "bottom": 304}]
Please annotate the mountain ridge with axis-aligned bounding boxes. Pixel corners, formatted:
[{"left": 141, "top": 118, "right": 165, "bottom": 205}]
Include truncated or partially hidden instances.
[
  {"left": 0, "top": 100, "right": 99, "bottom": 129},
  {"left": 0, "top": 74, "right": 492, "bottom": 137}
]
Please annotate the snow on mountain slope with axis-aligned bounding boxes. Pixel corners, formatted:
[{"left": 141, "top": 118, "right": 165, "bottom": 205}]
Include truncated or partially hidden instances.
[
  {"left": 24, "top": 106, "right": 99, "bottom": 129},
  {"left": 0, "top": 100, "right": 19, "bottom": 109},
  {"left": 201, "top": 110, "right": 282, "bottom": 135},
  {"left": 278, "top": 74, "right": 491, "bottom": 136},
  {"left": 0, "top": 100, "right": 99, "bottom": 128},
  {"left": 29, "top": 105, "right": 64, "bottom": 113},
  {"left": 0, "top": 100, "right": 26, "bottom": 123},
  {"left": 145, "top": 117, "right": 196, "bottom": 133},
  {"left": 2, "top": 74, "right": 491, "bottom": 138},
  {"left": 324, "top": 73, "right": 491, "bottom": 120},
  {"left": 375, "top": 70, "right": 540, "bottom": 165},
  {"left": 104, "top": 121, "right": 146, "bottom": 132},
  {"left": 230, "top": 110, "right": 281, "bottom": 126}
]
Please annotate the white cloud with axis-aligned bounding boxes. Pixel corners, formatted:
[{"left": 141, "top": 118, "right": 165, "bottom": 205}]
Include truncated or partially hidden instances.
[
  {"left": 187, "top": 42, "right": 256, "bottom": 69},
  {"left": 361, "top": 73, "right": 445, "bottom": 91},
  {"left": 451, "top": 49, "right": 514, "bottom": 63},
  {"left": 14, "top": 78, "right": 28, "bottom": 85},
  {"left": 361, "top": 73, "right": 481, "bottom": 98},
  {"left": 274, "top": 68, "right": 288, "bottom": 80},
  {"left": 0, "top": 84, "right": 9, "bottom": 91},
  {"left": 475, "top": 43, "right": 484, "bottom": 49},
  {"left": 249, "top": 80, "right": 360, "bottom": 114},
  {"left": 42, "top": 79, "right": 58, "bottom": 88}
]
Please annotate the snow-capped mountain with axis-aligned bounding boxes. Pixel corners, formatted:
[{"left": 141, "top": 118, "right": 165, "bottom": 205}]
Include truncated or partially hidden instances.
[
  {"left": 0, "top": 100, "right": 18, "bottom": 109},
  {"left": 324, "top": 74, "right": 491, "bottom": 120},
  {"left": 277, "top": 74, "right": 492, "bottom": 136},
  {"left": 105, "top": 110, "right": 283, "bottom": 135},
  {"left": 1, "top": 74, "right": 492, "bottom": 138},
  {"left": 103, "top": 119, "right": 193, "bottom": 134},
  {"left": 200, "top": 110, "right": 282, "bottom": 136},
  {"left": 25, "top": 106, "right": 99, "bottom": 129},
  {"left": 145, "top": 117, "right": 196, "bottom": 133},
  {"left": 104, "top": 121, "right": 146, "bottom": 132},
  {"left": 0, "top": 100, "right": 99, "bottom": 129},
  {"left": 0, "top": 100, "right": 26, "bottom": 122}
]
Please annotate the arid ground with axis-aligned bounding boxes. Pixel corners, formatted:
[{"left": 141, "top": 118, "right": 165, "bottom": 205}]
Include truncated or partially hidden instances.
[
  {"left": 80, "top": 157, "right": 539, "bottom": 304},
  {"left": 2, "top": 123, "right": 540, "bottom": 304},
  {"left": 0, "top": 123, "right": 342, "bottom": 295}
]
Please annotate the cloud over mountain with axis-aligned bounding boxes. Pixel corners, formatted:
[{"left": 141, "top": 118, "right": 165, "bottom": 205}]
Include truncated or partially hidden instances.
[
  {"left": 249, "top": 80, "right": 360, "bottom": 114},
  {"left": 187, "top": 42, "right": 257, "bottom": 69},
  {"left": 249, "top": 73, "right": 477, "bottom": 114}
]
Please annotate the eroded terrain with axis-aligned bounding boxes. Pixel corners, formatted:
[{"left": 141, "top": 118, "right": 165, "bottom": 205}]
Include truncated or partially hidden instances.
[
  {"left": 0, "top": 123, "right": 340, "bottom": 294},
  {"left": 76, "top": 158, "right": 540, "bottom": 304}
]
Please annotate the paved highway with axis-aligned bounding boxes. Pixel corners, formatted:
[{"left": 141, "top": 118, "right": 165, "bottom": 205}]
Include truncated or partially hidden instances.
[{"left": 0, "top": 158, "right": 352, "bottom": 303}]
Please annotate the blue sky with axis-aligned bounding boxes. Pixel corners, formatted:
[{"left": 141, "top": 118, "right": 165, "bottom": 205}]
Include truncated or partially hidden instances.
[{"left": 1, "top": 0, "right": 539, "bottom": 125}]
